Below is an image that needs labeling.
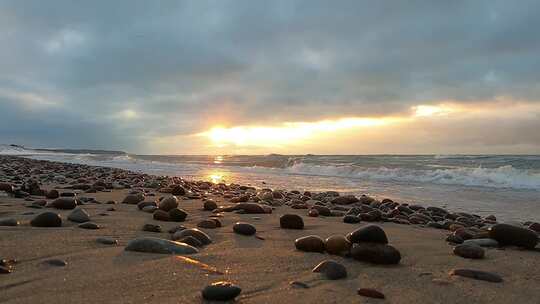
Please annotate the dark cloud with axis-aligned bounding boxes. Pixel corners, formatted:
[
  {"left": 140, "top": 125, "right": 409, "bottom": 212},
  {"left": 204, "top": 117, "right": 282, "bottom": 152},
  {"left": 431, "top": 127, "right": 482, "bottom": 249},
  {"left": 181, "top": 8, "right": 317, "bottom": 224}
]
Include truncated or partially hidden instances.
[{"left": 0, "top": 0, "right": 539, "bottom": 152}]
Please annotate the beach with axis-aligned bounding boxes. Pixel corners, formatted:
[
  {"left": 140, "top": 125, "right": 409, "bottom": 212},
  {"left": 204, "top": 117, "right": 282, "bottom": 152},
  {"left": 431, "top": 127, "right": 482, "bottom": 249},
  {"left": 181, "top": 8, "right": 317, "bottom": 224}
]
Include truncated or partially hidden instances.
[{"left": 1, "top": 155, "right": 539, "bottom": 303}]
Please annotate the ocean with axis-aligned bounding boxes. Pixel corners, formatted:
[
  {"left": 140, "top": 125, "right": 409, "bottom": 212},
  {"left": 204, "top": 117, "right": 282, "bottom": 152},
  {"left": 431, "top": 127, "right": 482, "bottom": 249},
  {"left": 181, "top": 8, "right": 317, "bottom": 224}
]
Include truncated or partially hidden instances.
[{"left": 2, "top": 145, "right": 539, "bottom": 222}]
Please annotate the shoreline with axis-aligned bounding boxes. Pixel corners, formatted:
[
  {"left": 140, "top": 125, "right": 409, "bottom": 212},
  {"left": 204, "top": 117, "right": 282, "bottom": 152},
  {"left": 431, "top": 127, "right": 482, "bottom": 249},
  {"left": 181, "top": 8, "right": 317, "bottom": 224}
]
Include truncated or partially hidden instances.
[{"left": 1, "top": 155, "right": 539, "bottom": 303}]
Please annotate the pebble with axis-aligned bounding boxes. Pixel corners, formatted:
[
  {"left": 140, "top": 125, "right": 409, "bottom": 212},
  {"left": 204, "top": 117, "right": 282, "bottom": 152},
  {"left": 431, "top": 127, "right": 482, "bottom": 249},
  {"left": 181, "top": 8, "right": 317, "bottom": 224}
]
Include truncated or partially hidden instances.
[
  {"left": 290, "top": 281, "right": 310, "bottom": 289},
  {"left": 233, "top": 222, "right": 256, "bottom": 236},
  {"left": 168, "top": 208, "right": 188, "bottom": 222},
  {"left": 50, "top": 197, "right": 77, "bottom": 210},
  {"left": 453, "top": 244, "right": 485, "bottom": 259},
  {"left": 44, "top": 259, "right": 67, "bottom": 267},
  {"left": 203, "top": 200, "right": 218, "bottom": 211},
  {"left": 96, "top": 237, "right": 118, "bottom": 245},
  {"left": 529, "top": 222, "right": 540, "bottom": 233},
  {"left": 0, "top": 266, "right": 12, "bottom": 274},
  {"left": 343, "top": 215, "right": 361, "bottom": 224},
  {"left": 172, "top": 228, "right": 212, "bottom": 245},
  {"left": 197, "top": 219, "right": 217, "bottom": 229},
  {"left": 176, "top": 236, "right": 203, "bottom": 247},
  {"left": 142, "top": 223, "right": 162, "bottom": 232},
  {"left": 159, "top": 196, "right": 178, "bottom": 211},
  {"left": 142, "top": 205, "right": 157, "bottom": 213},
  {"left": 280, "top": 214, "right": 304, "bottom": 229},
  {"left": 350, "top": 243, "right": 401, "bottom": 264},
  {"left": 67, "top": 207, "right": 91, "bottom": 223},
  {"left": 30, "top": 212, "right": 62, "bottom": 227},
  {"left": 308, "top": 209, "right": 319, "bottom": 217},
  {"left": 153, "top": 210, "right": 170, "bottom": 221},
  {"left": 312, "top": 260, "right": 347, "bottom": 280},
  {"left": 347, "top": 225, "right": 388, "bottom": 244},
  {"left": 324, "top": 235, "right": 351, "bottom": 255},
  {"left": 122, "top": 193, "right": 145, "bottom": 204},
  {"left": 295, "top": 235, "right": 325, "bottom": 252},
  {"left": 78, "top": 222, "right": 100, "bottom": 229},
  {"left": 446, "top": 234, "right": 464, "bottom": 244},
  {"left": 357, "top": 288, "right": 385, "bottom": 299},
  {"left": 202, "top": 281, "right": 241, "bottom": 301},
  {"left": 449, "top": 268, "right": 503, "bottom": 283},
  {"left": 0, "top": 218, "right": 19, "bottom": 226},
  {"left": 125, "top": 237, "right": 198, "bottom": 254},
  {"left": 168, "top": 225, "right": 186, "bottom": 234},
  {"left": 488, "top": 223, "right": 538, "bottom": 249},
  {"left": 463, "top": 238, "right": 499, "bottom": 247}
]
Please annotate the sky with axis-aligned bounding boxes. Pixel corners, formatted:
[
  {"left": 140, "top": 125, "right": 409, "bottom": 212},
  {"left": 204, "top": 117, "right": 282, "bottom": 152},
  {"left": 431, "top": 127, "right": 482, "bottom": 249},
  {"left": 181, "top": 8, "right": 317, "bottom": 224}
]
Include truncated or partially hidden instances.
[{"left": 1, "top": 1, "right": 539, "bottom": 155}]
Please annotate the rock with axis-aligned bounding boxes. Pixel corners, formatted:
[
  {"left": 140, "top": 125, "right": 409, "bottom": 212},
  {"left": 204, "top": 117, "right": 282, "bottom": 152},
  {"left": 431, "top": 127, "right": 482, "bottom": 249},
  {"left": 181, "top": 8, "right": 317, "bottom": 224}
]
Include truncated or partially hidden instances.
[
  {"left": 235, "top": 203, "right": 271, "bottom": 214},
  {"left": 331, "top": 195, "right": 359, "bottom": 205},
  {"left": 324, "top": 235, "right": 351, "bottom": 255},
  {"left": 289, "top": 281, "right": 310, "bottom": 289},
  {"left": 67, "top": 207, "right": 90, "bottom": 223},
  {"left": 170, "top": 185, "right": 186, "bottom": 196},
  {"left": 0, "top": 218, "right": 19, "bottom": 226},
  {"left": 122, "top": 193, "right": 145, "bottom": 204},
  {"left": 343, "top": 215, "right": 361, "bottom": 224},
  {"left": 446, "top": 234, "right": 464, "bottom": 244},
  {"left": 449, "top": 268, "right": 503, "bottom": 283},
  {"left": 203, "top": 200, "right": 218, "bottom": 211},
  {"left": 78, "top": 222, "right": 100, "bottom": 229},
  {"left": 137, "top": 201, "right": 157, "bottom": 210},
  {"left": 233, "top": 222, "right": 256, "bottom": 236},
  {"left": 312, "top": 260, "right": 347, "bottom": 279},
  {"left": 202, "top": 281, "right": 241, "bottom": 301},
  {"left": 463, "top": 238, "right": 499, "bottom": 247},
  {"left": 168, "top": 225, "right": 187, "bottom": 234},
  {"left": 142, "top": 205, "right": 157, "bottom": 213},
  {"left": 96, "top": 237, "right": 118, "bottom": 245},
  {"left": 50, "top": 198, "right": 77, "bottom": 210},
  {"left": 172, "top": 228, "right": 212, "bottom": 245},
  {"left": 142, "top": 223, "right": 162, "bottom": 232},
  {"left": 308, "top": 209, "right": 319, "bottom": 217},
  {"left": 350, "top": 243, "right": 401, "bottom": 264},
  {"left": 45, "top": 189, "right": 59, "bottom": 199},
  {"left": 528, "top": 222, "right": 540, "bottom": 233},
  {"left": 347, "top": 225, "right": 388, "bottom": 244},
  {"left": 280, "top": 214, "right": 304, "bottom": 229},
  {"left": 153, "top": 210, "right": 170, "bottom": 221},
  {"left": 453, "top": 244, "right": 485, "bottom": 259},
  {"left": 159, "top": 196, "right": 178, "bottom": 211},
  {"left": 0, "top": 266, "right": 12, "bottom": 274},
  {"left": 177, "top": 236, "right": 203, "bottom": 247},
  {"left": 125, "top": 237, "right": 198, "bottom": 254},
  {"left": 0, "top": 182, "right": 14, "bottom": 193},
  {"left": 168, "top": 208, "right": 188, "bottom": 222},
  {"left": 357, "top": 288, "right": 385, "bottom": 299},
  {"left": 312, "top": 205, "right": 331, "bottom": 216},
  {"left": 44, "top": 259, "right": 67, "bottom": 267},
  {"left": 295, "top": 235, "right": 325, "bottom": 252},
  {"left": 488, "top": 223, "right": 538, "bottom": 249},
  {"left": 30, "top": 212, "right": 62, "bottom": 227},
  {"left": 197, "top": 219, "right": 217, "bottom": 229}
]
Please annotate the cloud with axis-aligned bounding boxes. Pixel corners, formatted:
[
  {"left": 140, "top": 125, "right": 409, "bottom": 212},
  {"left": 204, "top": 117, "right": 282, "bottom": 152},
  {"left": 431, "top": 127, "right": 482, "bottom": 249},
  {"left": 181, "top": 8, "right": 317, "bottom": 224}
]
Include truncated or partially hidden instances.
[{"left": 0, "top": 0, "right": 539, "bottom": 153}]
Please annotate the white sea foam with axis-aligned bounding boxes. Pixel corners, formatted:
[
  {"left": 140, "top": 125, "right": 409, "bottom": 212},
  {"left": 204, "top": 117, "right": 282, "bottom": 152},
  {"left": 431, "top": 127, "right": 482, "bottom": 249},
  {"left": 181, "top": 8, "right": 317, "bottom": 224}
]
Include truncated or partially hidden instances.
[{"left": 284, "top": 163, "right": 540, "bottom": 190}]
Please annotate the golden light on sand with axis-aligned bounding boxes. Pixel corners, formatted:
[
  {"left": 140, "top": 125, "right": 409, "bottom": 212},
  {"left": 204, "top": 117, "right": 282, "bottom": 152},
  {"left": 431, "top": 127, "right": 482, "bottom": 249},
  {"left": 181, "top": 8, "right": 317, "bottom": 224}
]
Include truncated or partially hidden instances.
[
  {"left": 200, "top": 117, "right": 391, "bottom": 147},
  {"left": 208, "top": 171, "right": 226, "bottom": 184}
]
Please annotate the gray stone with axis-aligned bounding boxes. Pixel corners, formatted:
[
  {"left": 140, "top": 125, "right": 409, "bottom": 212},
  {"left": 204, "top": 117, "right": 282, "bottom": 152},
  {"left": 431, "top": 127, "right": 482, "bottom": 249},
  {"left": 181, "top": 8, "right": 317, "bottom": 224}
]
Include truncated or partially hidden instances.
[
  {"left": 450, "top": 268, "right": 503, "bottom": 283},
  {"left": 172, "top": 228, "right": 212, "bottom": 245},
  {"left": 67, "top": 207, "right": 90, "bottom": 223},
  {"left": 463, "top": 238, "right": 499, "bottom": 247},
  {"left": 312, "top": 260, "right": 347, "bottom": 279},
  {"left": 202, "top": 281, "right": 241, "bottom": 301}
]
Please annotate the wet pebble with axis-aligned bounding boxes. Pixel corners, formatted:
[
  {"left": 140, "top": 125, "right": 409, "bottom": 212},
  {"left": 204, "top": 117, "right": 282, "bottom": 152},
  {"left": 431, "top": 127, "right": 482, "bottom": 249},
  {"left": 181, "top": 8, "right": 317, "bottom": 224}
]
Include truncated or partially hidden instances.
[
  {"left": 50, "top": 198, "right": 77, "bottom": 210},
  {"left": 44, "top": 259, "right": 67, "bottom": 267},
  {"left": 172, "top": 228, "right": 212, "bottom": 245},
  {"left": 453, "top": 244, "right": 485, "bottom": 259},
  {"left": 142, "top": 223, "right": 162, "bottom": 232},
  {"left": 96, "top": 237, "right": 118, "bottom": 245},
  {"left": 203, "top": 200, "right": 218, "bottom": 211},
  {"left": 280, "top": 214, "right": 304, "bottom": 229},
  {"left": 159, "top": 196, "right": 178, "bottom": 211},
  {"left": 357, "top": 288, "right": 385, "bottom": 299},
  {"left": 78, "top": 222, "right": 100, "bottom": 229},
  {"left": 153, "top": 210, "right": 170, "bottom": 221},
  {"left": 197, "top": 219, "right": 218, "bottom": 229},
  {"left": 343, "top": 215, "right": 361, "bottom": 224},
  {"left": 30, "top": 212, "right": 62, "bottom": 227},
  {"left": 295, "top": 235, "right": 325, "bottom": 253},
  {"left": 489, "top": 223, "right": 538, "bottom": 249},
  {"left": 168, "top": 208, "right": 188, "bottom": 222},
  {"left": 233, "top": 222, "right": 256, "bottom": 236},
  {"left": 350, "top": 243, "right": 401, "bottom": 264},
  {"left": 324, "top": 235, "right": 351, "bottom": 255},
  {"left": 67, "top": 207, "right": 90, "bottom": 223},
  {"left": 312, "top": 260, "right": 347, "bottom": 280},
  {"left": 202, "top": 281, "right": 242, "bottom": 301},
  {"left": 125, "top": 237, "right": 198, "bottom": 254},
  {"left": 347, "top": 225, "right": 388, "bottom": 244},
  {"left": 0, "top": 218, "right": 19, "bottom": 226},
  {"left": 450, "top": 268, "right": 503, "bottom": 283}
]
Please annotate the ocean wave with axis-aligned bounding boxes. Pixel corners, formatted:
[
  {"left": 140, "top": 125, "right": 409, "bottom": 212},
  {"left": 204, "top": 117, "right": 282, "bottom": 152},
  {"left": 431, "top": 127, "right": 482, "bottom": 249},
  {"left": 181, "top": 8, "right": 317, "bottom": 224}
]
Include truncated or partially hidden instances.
[{"left": 284, "top": 163, "right": 540, "bottom": 190}]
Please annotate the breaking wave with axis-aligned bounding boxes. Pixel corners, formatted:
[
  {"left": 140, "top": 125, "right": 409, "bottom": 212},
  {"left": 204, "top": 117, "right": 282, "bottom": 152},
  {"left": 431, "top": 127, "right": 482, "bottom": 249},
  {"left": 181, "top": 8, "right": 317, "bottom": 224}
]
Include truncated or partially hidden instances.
[{"left": 284, "top": 163, "right": 540, "bottom": 190}]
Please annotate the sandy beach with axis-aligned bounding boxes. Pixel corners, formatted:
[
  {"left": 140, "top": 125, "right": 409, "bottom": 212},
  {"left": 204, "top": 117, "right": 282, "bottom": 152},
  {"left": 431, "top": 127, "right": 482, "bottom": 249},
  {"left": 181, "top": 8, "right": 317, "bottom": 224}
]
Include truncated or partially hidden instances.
[{"left": 1, "top": 156, "right": 539, "bottom": 303}]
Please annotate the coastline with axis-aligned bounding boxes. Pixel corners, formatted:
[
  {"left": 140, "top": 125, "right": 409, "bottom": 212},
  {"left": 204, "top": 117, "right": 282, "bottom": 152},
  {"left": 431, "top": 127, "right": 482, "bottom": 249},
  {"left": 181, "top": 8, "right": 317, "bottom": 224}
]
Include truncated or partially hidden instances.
[{"left": 1, "top": 155, "right": 539, "bottom": 303}]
